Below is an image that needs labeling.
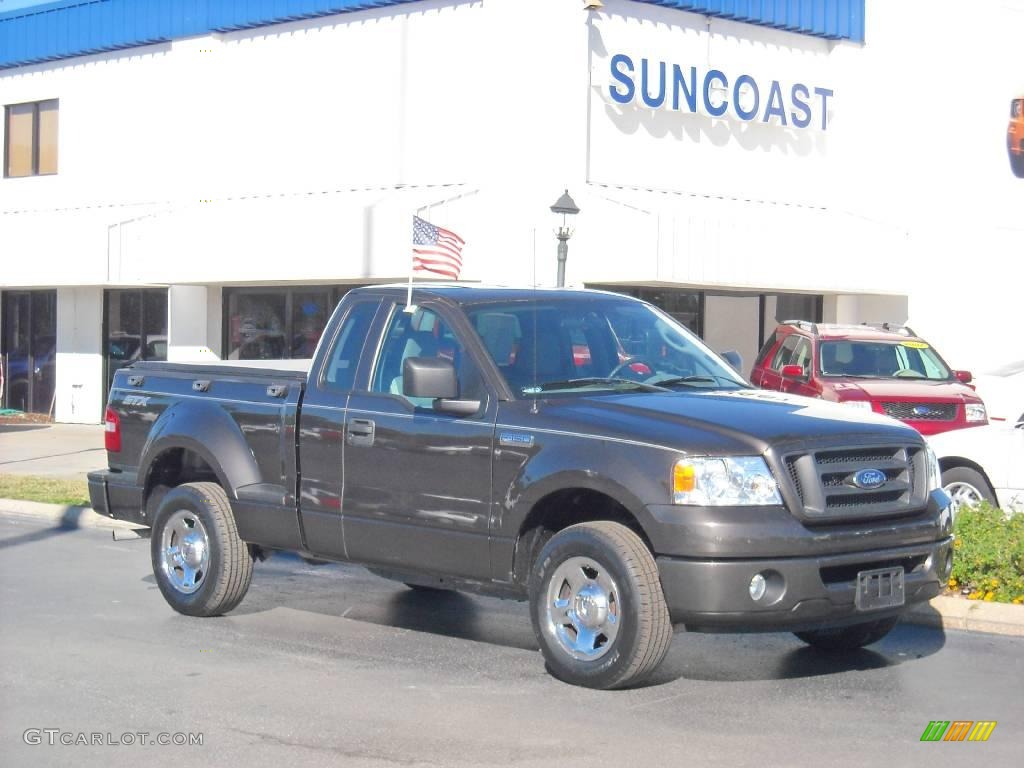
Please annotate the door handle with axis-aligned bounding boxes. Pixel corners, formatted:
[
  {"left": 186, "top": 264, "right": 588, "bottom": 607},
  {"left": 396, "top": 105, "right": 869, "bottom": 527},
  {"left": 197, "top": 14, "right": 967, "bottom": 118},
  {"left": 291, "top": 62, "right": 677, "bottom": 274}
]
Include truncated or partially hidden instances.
[{"left": 347, "top": 418, "right": 375, "bottom": 447}]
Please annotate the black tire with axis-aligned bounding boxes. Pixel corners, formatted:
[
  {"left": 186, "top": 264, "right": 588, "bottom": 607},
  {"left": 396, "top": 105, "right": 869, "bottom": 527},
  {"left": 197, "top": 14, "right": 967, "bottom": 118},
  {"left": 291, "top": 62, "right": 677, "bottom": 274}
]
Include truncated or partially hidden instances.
[
  {"left": 794, "top": 616, "right": 899, "bottom": 652},
  {"left": 150, "top": 482, "right": 254, "bottom": 617},
  {"left": 942, "top": 466, "right": 997, "bottom": 515},
  {"left": 529, "top": 521, "right": 672, "bottom": 690}
]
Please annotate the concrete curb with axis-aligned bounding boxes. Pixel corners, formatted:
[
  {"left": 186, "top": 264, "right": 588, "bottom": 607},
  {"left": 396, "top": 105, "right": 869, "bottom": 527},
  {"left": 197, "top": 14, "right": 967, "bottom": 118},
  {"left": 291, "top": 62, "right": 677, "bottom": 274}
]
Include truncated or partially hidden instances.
[
  {"left": 0, "top": 498, "right": 144, "bottom": 531},
  {"left": 901, "top": 595, "right": 1024, "bottom": 637},
  {"left": 3, "top": 497, "right": 1023, "bottom": 637}
]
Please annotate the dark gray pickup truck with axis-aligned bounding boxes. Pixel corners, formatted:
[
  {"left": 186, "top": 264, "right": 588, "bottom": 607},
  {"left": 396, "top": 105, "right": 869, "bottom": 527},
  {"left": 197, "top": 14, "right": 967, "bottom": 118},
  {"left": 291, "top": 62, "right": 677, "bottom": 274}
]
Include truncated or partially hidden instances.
[{"left": 89, "top": 286, "right": 953, "bottom": 688}]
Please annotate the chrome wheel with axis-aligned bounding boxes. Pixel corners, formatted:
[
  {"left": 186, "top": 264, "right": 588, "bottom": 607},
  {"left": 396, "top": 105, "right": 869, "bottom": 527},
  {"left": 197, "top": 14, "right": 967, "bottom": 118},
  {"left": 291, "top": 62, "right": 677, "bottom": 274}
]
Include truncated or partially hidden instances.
[
  {"left": 945, "top": 481, "right": 985, "bottom": 518},
  {"left": 544, "top": 556, "right": 621, "bottom": 661},
  {"left": 160, "top": 510, "right": 210, "bottom": 595}
]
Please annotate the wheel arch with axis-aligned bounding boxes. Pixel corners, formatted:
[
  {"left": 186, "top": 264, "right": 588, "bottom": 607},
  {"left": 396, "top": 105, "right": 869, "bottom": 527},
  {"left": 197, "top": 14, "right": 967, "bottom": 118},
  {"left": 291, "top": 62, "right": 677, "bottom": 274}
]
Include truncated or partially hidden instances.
[
  {"left": 511, "top": 476, "right": 654, "bottom": 587},
  {"left": 937, "top": 455, "right": 997, "bottom": 497},
  {"left": 137, "top": 401, "right": 261, "bottom": 507}
]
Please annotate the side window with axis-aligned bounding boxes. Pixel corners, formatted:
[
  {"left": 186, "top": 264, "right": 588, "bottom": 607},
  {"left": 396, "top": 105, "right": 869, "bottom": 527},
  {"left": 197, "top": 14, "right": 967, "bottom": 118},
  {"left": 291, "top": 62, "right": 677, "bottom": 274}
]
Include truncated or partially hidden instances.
[
  {"left": 754, "top": 331, "right": 778, "bottom": 368},
  {"left": 770, "top": 335, "right": 800, "bottom": 371},
  {"left": 790, "top": 339, "right": 812, "bottom": 373},
  {"left": 320, "top": 301, "right": 379, "bottom": 392},
  {"left": 371, "top": 306, "right": 482, "bottom": 406}
]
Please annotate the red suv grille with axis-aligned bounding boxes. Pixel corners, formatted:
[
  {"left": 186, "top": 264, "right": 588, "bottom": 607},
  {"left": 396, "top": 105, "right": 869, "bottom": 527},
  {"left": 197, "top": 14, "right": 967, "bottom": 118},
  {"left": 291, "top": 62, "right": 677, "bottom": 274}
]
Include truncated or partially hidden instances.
[{"left": 881, "top": 402, "right": 957, "bottom": 421}]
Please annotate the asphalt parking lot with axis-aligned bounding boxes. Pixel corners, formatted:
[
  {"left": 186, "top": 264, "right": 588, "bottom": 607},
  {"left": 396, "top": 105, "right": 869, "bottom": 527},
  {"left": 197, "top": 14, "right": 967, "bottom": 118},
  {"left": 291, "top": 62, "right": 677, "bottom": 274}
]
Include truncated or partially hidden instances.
[{"left": 1, "top": 511, "right": 1021, "bottom": 768}]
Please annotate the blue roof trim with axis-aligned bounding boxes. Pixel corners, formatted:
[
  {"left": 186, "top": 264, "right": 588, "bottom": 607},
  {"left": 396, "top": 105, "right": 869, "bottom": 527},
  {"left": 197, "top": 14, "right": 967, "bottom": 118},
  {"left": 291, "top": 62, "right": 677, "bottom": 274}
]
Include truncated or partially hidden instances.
[
  {"left": 629, "top": 0, "right": 865, "bottom": 42},
  {"left": 0, "top": 0, "right": 425, "bottom": 70}
]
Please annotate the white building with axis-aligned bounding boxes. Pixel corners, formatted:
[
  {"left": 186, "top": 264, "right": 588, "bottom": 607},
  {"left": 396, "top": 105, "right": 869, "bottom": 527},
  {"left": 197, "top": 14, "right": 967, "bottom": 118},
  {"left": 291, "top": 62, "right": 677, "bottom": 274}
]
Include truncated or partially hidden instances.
[{"left": 2, "top": 0, "right": 1022, "bottom": 424}]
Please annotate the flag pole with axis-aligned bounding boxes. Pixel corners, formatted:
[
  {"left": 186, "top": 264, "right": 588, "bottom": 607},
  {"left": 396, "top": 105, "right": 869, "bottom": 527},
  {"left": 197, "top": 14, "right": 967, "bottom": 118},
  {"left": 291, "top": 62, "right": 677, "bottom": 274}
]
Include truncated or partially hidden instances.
[{"left": 406, "top": 211, "right": 420, "bottom": 313}]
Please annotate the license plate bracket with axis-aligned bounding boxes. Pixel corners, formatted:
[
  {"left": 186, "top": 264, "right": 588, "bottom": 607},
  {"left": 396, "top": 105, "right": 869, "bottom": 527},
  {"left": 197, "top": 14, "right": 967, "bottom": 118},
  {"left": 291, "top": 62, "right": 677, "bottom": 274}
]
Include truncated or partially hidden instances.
[{"left": 855, "top": 566, "right": 905, "bottom": 611}]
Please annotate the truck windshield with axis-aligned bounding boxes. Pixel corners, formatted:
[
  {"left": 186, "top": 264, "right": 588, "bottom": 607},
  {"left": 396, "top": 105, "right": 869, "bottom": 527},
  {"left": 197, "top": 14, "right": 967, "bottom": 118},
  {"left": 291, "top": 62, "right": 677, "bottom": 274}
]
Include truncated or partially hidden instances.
[
  {"left": 819, "top": 341, "right": 952, "bottom": 380},
  {"left": 465, "top": 297, "right": 746, "bottom": 396}
]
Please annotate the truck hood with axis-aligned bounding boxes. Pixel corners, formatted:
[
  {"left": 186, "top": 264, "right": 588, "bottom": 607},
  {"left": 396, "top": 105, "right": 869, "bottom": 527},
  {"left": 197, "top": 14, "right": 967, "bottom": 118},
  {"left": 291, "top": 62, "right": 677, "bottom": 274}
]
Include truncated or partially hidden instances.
[
  {"left": 825, "top": 378, "right": 980, "bottom": 402},
  {"left": 540, "top": 388, "right": 919, "bottom": 456}
]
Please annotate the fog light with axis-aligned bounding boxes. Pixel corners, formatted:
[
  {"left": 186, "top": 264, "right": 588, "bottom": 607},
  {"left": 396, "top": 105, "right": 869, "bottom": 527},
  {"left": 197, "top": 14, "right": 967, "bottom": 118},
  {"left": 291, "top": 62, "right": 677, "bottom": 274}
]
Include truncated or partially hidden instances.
[{"left": 749, "top": 573, "right": 767, "bottom": 601}]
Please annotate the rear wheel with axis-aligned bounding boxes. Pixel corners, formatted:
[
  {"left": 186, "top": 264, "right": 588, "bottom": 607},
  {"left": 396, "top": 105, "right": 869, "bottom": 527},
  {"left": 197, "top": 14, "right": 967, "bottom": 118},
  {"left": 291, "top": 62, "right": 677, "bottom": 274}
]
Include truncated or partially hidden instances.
[
  {"left": 529, "top": 521, "right": 672, "bottom": 689},
  {"left": 794, "top": 616, "right": 899, "bottom": 652},
  {"left": 150, "top": 482, "right": 254, "bottom": 617}
]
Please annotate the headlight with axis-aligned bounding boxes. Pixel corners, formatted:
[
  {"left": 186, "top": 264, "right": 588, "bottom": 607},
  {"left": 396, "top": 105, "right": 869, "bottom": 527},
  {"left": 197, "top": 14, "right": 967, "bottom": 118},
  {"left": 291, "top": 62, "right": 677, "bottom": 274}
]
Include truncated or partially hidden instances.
[
  {"left": 965, "top": 403, "right": 987, "bottom": 422},
  {"left": 672, "top": 456, "right": 782, "bottom": 506},
  {"left": 925, "top": 444, "right": 942, "bottom": 492},
  {"left": 840, "top": 400, "right": 873, "bottom": 411}
]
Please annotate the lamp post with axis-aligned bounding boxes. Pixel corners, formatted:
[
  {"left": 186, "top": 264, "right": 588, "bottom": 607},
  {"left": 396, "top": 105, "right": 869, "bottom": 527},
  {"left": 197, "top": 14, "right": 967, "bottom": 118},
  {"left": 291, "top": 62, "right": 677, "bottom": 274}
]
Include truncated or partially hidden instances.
[{"left": 550, "top": 189, "right": 580, "bottom": 288}]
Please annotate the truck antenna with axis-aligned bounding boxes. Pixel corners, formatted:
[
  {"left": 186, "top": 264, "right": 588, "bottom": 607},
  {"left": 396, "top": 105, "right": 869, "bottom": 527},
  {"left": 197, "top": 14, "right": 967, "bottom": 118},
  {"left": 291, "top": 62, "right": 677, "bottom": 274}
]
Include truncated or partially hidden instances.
[{"left": 531, "top": 227, "right": 539, "bottom": 415}]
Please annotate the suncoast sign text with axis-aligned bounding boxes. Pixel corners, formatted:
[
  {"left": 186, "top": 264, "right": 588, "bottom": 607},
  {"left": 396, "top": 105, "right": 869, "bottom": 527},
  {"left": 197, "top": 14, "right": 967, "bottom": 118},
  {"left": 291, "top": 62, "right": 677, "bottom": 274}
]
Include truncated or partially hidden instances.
[{"left": 608, "top": 54, "right": 834, "bottom": 131}]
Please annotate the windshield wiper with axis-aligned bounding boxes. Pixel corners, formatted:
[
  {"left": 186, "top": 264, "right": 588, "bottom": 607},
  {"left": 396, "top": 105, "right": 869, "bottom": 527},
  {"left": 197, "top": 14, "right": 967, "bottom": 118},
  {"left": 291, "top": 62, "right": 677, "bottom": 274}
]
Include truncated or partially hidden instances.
[
  {"left": 652, "top": 375, "right": 738, "bottom": 389},
  {"left": 528, "top": 377, "right": 667, "bottom": 393}
]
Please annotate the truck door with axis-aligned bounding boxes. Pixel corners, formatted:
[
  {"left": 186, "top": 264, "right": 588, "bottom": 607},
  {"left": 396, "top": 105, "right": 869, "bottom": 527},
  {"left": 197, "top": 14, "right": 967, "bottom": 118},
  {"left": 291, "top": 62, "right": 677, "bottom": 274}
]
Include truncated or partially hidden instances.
[
  {"left": 342, "top": 301, "right": 496, "bottom": 578},
  {"left": 297, "top": 298, "right": 382, "bottom": 560}
]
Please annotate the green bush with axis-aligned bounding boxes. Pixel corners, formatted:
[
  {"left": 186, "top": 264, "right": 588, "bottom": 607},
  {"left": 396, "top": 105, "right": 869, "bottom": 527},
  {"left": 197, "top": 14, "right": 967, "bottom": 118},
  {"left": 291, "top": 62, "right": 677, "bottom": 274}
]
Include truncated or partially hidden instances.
[{"left": 949, "top": 503, "right": 1024, "bottom": 604}]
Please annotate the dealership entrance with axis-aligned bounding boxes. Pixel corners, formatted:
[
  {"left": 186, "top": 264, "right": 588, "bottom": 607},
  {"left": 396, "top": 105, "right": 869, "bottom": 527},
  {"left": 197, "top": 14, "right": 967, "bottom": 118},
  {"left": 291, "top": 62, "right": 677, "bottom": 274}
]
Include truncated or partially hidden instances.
[{"left": 1, "top": 290, "right": 57, "bottom": 414}]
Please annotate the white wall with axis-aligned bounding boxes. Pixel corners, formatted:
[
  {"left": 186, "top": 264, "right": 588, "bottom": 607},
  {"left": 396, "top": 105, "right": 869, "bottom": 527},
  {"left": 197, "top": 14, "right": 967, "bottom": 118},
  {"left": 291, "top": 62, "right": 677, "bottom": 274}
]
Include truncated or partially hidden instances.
[
  {"left": 54, "top": 287, "right": 103, "bottom": 423},
  {"left": 167, "top": 285, "right": 209, "bottom": 361},
  {"left": 702, "top": 295, "right": 761, "bottom": 378}
]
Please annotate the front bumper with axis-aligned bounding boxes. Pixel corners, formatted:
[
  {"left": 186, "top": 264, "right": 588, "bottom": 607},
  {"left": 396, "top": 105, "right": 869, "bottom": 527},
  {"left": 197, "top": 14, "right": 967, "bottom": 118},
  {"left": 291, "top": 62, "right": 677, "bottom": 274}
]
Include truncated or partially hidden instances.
[{"left": 658, "top": 536, "right": 952, "bottom": 632}]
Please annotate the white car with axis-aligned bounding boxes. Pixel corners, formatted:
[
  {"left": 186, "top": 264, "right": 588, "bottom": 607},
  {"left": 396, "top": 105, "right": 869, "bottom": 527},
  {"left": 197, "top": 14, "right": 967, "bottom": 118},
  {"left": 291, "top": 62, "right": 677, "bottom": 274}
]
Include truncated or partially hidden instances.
[
  {"left": 928, "top": 415, "right": 1024, "bottom": 516},
  {"left": 972, "top": 359, "right": 1024, "bottom": 424}
]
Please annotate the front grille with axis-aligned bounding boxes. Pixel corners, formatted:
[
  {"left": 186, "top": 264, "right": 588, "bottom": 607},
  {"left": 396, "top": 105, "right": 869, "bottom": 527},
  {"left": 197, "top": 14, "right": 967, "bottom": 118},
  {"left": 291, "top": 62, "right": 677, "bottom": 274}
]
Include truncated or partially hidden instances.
[
  {"left": 881, "top": 402, "right": 957, "bottom": 421},
  {"left": 782, "top": 443, "right": 925, "bottom": 521}
]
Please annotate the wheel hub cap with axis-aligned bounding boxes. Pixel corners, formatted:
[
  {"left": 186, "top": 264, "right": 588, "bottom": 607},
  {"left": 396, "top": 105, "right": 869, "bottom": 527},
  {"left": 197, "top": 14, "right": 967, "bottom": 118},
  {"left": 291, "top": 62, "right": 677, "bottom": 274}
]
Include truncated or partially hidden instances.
[
  {"left": 573, "top": 584, "right": 609, "bottom": 628},
  {"left": 160, "top": 510, "right": 210, "bottom": 595},
  {"left": 545, "top": 556, "right": 621, "bottom": 661}
]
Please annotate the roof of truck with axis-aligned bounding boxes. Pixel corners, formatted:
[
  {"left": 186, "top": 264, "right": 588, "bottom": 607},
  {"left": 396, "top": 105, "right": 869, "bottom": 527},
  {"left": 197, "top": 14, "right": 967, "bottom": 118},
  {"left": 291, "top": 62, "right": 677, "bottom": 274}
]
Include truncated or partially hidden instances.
[{"left": 356, "top": 284, "right": 633, "bottom": 303}]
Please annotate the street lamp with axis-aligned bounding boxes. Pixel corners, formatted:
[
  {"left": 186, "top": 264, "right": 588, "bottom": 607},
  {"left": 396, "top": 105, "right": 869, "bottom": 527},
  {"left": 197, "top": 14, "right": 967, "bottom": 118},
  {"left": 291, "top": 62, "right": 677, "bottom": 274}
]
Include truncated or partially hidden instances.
[{"left": 550, "top": 189, "right": 580, "bottom": 288}]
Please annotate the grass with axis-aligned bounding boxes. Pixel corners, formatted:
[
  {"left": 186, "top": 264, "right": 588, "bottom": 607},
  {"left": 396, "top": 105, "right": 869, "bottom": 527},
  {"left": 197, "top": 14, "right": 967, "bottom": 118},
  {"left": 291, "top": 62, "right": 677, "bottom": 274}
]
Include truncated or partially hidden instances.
[{"left": 0, "top": 474, "right": 90, "bottom": 506}]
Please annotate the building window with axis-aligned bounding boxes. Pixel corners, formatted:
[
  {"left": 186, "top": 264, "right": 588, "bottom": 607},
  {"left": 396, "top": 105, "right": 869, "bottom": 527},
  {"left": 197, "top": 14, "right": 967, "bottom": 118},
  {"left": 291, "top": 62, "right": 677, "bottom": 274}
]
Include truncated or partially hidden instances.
[
  {"left": 588, "top": 285, "right": 703, "bottom": 335},
  {"left": 103, "top": 289, "right": 168, "bottom": 397},
  {"left": 4, "top": 99, "right": 58, "bottom": 178},
  {"left": 223, "top": 285, "right": 366, "bottom": 361}
]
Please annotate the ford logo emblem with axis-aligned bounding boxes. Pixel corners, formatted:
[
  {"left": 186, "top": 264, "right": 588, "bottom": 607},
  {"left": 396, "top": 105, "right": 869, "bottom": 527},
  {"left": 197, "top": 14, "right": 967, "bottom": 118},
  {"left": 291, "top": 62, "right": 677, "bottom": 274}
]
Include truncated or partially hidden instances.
[
  {"left": 853, "top": 468, "right": 887, "bottom": 490},
  {"left": 912, "top": 405, "right": 932, "bottom": 417}
]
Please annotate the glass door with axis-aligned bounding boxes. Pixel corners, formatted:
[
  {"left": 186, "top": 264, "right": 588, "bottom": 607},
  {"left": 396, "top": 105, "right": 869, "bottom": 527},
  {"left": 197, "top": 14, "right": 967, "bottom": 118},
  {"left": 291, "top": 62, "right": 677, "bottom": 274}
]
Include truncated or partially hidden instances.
[
  {"left": 103, "top": 289, "right": 168, "bottom": 398},
  {"left": 1, "top": 290, "right": 56, "bottom": 414}
]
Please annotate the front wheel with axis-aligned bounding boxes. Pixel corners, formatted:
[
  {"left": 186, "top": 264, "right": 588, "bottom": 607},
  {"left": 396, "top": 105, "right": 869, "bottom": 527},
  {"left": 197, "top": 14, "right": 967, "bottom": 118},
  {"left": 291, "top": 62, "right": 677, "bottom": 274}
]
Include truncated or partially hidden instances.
[
  {"left": 151, "top": 482, "right": 254, "bottom": 617},
  {"left": 942, "top": 466, "right": 996, "bottom": 518},
  {"left": 794, "top": 616, "right": 899, "bottom": 652},
  {"left": 529, "top": 521, "right": 673, "bottom": 689}
]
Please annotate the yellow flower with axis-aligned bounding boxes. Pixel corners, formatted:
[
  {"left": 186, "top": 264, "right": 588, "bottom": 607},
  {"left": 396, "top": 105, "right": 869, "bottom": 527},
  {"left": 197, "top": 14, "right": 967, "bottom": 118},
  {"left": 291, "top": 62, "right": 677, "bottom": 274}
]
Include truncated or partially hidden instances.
[
  {"left": 954, "top": 539, "right": 962, "bottom": 549},
  {"left": 990, "top": 579, "right": 1000, "bottom": 588},
  {"left": 968, "top": 591, "right": 982, "bottom": 600},
  {"left": 947, "top": 578, "right": 958, "bottom": 588},
  {"left": 984, "top": 592, "right": 995, "bottom": 602},
  {"left": 1013, "top": 598, "right": 1023, "bottom": 605}
]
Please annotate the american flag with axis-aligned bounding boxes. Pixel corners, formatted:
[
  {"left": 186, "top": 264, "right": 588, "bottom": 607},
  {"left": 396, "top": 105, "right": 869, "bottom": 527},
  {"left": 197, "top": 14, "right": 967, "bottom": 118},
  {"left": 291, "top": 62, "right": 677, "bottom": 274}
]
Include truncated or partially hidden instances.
[{"left": 412, "top": 215, "right": 465, "bottom": 279}]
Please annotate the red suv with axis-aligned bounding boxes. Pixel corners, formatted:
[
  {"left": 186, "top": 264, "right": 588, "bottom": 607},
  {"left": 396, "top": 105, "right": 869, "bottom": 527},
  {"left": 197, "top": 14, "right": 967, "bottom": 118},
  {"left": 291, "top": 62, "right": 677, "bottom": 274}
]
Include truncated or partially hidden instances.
[{"left": 751, "top": 321, "right": 987, "bottom": 435}]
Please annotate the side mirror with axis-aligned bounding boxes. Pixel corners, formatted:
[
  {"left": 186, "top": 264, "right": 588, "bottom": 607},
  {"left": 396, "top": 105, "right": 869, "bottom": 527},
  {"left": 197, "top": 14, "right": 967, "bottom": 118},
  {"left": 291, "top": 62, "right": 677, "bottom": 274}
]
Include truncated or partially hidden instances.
[
  {"left": 720, "top": 350, "right": 743, "bottom": 373},
  {"left": 780, "top": 364, "right": 805, "bottom": 379},
  {"left": 402, "top": 357, "right": 480, "bottom": 416},
  {"left": 403, "top": 356, "right": 457, "bottom": 399},
  {"left": 954, "top": 370, "right": 973, "bottom": 384}
]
